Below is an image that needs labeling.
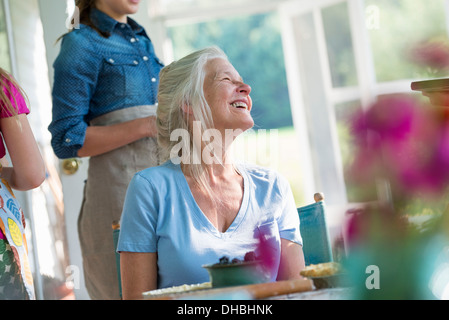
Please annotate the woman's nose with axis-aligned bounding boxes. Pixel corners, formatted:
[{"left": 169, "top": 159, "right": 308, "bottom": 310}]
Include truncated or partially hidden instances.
[{"left": 238, "top": 82, "right": 251, "bottom": 95}]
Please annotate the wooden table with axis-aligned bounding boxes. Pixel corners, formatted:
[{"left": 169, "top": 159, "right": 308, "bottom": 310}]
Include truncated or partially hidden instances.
[
  {"left": 143, "top": 279, "right": 351, "bottom": 300},
  {"left": 268, "top": 287, "right": 352, "bottom": 300}
]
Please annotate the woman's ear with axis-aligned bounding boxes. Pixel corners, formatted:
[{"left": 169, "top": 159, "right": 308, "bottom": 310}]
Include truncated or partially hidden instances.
[{"left": 181, "top": 104, "right": 193, "bottom": 115}]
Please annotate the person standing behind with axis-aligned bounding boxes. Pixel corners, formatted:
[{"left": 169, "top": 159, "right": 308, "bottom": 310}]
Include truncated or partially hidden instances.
[
  {"left": 0, "top": 67, "right": 46, "bottom": 299},
  {"left": 48, "top": 0, "right": 163, "bottom": 299}
]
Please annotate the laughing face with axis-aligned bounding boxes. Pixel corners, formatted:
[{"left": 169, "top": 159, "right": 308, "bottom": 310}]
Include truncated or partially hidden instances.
[{"left": 203, "top": 58, "right": 254, "bottom": 134}]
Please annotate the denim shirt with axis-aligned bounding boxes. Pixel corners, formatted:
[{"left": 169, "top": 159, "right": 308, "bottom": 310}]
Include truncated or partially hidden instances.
[{"left": 48, "top": 8, "right": 164, "bottom": 159}]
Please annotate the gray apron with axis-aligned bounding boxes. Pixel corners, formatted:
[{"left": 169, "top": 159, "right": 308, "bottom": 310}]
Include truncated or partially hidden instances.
[{"left": 78, "top": 105, "right": 159, "bottom": 300}]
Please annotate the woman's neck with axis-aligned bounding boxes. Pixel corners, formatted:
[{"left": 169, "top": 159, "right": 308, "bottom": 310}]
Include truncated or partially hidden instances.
[
  {"left": 95, "top": 4, "right": 128, "bottom": 23},
  {"left": 182, "top": 162, "right": 237, "bottom": 180}
]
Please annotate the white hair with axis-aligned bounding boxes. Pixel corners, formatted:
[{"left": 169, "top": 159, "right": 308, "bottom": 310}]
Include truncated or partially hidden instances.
[{"left": 157, "top": 46, "right": 229, "bottom": 193}]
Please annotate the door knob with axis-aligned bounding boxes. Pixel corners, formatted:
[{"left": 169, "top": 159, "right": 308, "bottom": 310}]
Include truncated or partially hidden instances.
[{"left": 62, "top": 158, "right": 81, "bottom": 175}]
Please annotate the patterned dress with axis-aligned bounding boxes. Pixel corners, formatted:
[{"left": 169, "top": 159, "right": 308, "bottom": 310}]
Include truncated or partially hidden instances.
[{"left": 0, "top": 77, "right": 34, "bottom": 300}]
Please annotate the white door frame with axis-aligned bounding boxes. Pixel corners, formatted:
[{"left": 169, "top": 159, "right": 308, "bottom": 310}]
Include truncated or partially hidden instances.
[
  {"left": 38, "top": 0, "right": 90, "bottom": 300},
  {"left": 279, "top": 0, "right": 350, "bottom": 207},
  {"left": 2, "top": 0, "right": 49, "bottom": 300}
]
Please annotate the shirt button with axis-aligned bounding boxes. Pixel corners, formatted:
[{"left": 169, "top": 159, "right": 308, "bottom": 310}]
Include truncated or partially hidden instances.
[
  {"left": 143, "top": 56, "right": 149, "bottom": 61},
  {"left": 65, "top": 138, "right": 71, "bottom": 143},
  {"left": 133, "top": 60, "right": 139, "bottom": 65},
  {"left": 120, "top": 24, "right": 126, "bottom": 29},
  {"left": 151, "top": 77, "right": 156, "bottom": 82},
  {"left": 130, "top": 38, "right": 136, "bottom": 43},
  {"left": 108, "top": 58, "right": 115, "bottom": 64}
]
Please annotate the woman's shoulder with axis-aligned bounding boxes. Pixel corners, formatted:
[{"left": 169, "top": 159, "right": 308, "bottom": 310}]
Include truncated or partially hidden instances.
[
  {"left": 58, "top": 26, "right": 100, "bottom": 54},
  {"left": 238, "top": 163, "right": 292, "bottom": 198},
  {"left": 239, "top": 162, "right": 291, "bottom": 189},
  {"left": 60, "top": 25, "right": 91, "bottom": 43},
  {"left": 55, "top": 27, "right": 108, "bottom": 71},
  {"left": 134, "top": 160, "right": 181, "bottom": 185}
]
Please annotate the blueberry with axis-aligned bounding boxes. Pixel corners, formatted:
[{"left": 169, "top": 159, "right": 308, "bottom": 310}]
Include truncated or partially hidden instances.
[
  {"left": 244, "top": 251, "right": 257, "bottom": 262},
  {"left": 219, "top": 256, "right": 230, "bottom": 264}
]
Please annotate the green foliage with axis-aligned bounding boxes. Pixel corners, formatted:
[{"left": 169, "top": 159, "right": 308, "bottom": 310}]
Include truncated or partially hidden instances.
[
  {"left": 322, "top": 2, "right": 358, "bottom": 88},
  {"left": 169, "top": 12, "right": 292, "bottom": 129}
]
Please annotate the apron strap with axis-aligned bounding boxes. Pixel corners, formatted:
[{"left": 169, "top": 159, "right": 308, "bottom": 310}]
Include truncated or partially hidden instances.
[{"left": 89, "top": 105, "right": 157, "bottom": 126}]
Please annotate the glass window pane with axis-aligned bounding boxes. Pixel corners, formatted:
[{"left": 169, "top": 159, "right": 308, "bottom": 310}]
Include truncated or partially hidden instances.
[
  {"left": 322, "top": 2, "right": 358, "bottom": 88},
  {"left": 366, "top": 0, "right": 448, "bottom": 82},
  {"left": 0, "top": 0, "right": 12, "bottom": 72},
  {"left": 168, "top": 12, "right": 293, "bottom": 130},
  {"left": 334, "top": 100, "right": 377, "bottom": 202},
  {"left": 159, "top": 0, "right": 281, "bottom": 14}
]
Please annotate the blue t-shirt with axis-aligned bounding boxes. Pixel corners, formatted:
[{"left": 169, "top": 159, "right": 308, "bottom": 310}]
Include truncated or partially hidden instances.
[{"left": 117, "top": 160, "right": 302, "bottom": 289}]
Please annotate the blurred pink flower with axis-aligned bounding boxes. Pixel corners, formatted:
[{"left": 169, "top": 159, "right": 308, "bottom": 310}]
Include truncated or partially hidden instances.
[
  {"left": 350, "top": 94, "right": 449, "bottom": 197},
  {"left": 343, "top": 205, "right": 408, "bottom": 251},
  {"left": 407, "top": 40, "right": 449, "bottom": 71},
  {"left": 256, "top": 231, "right": 276, "bottom": 274}
]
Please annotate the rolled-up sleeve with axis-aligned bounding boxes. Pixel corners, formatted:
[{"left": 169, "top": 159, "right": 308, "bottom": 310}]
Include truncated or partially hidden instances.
[
  {"left": 48, "top": 30, "right": 99, "bottom": 159},
  {"left": 0, "top": 80, "right": 30, "bottom": 158}
]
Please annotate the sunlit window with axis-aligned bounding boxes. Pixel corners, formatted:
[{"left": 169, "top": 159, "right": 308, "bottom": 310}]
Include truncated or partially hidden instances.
[
  {"left": 366, "top": 0, "right": 448, "bottom": 82},
  {"left": 322, "top": 0, "right": 449, "bottom": 202},
  {"left": 157, "top": 0, "right": 284, "bottom": 15},
  {"left": 322, "top": 2, "right": 357, "bottom": 88}
]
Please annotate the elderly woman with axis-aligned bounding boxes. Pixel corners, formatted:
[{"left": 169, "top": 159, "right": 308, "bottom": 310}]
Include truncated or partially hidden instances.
[{"left": 117, "top": 46, "right": 305, "bottom": 299}]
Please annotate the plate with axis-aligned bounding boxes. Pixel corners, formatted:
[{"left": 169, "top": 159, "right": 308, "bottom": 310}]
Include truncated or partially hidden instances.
[
  {"left": 142, "top": 282, "right": 212, "bottom": 298},
  {"left": 299, "top": 262, "right": 349, "bottom": 289},
  {"left": 411, "top": 78, "right": 449, "bottom": 92}
]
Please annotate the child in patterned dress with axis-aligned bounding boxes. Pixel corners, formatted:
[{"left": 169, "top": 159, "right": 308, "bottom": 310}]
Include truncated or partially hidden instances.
[{"left": 0, "top": 67, "right": 45, "bottom": 299}]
